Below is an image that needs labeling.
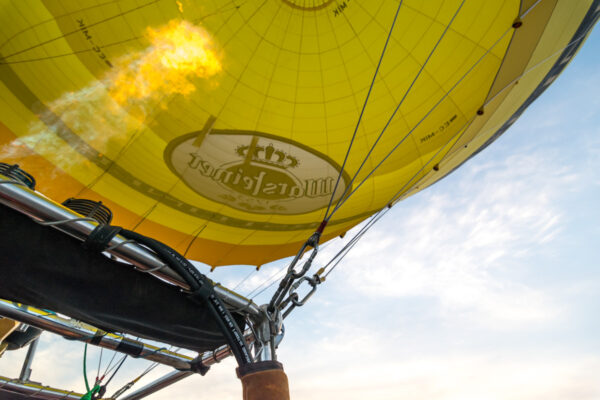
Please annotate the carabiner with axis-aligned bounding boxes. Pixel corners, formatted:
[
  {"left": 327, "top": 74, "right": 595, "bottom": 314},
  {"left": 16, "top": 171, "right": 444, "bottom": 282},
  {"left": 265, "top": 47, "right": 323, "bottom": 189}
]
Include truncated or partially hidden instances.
[{"left": 289, "top": 275, "right": 319, "bottom": 307}]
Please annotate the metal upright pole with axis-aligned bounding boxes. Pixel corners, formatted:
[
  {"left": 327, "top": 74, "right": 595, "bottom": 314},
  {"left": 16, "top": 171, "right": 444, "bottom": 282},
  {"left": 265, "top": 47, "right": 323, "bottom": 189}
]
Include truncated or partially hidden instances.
[{"left": 18, "top": 336, "right": 39, "bottom": 381}]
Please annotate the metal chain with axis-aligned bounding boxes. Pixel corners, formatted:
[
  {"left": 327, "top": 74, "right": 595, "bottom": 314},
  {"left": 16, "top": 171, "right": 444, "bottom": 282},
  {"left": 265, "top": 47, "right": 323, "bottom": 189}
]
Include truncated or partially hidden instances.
[{"left": 267, "top": 229, "right": 321, "bottom": 313}]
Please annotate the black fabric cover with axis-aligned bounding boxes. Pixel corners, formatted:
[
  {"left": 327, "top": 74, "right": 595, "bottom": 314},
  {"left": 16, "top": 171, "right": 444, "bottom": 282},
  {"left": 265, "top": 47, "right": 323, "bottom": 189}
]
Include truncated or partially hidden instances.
[{"left": 0, "top": 204, "right": 242, "bottom": 352}]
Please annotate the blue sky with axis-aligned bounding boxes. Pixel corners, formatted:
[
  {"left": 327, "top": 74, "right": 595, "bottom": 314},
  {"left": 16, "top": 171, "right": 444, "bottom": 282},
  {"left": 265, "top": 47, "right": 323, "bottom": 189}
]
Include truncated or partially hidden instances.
[{"left": 2, "top": 18, "right": 599, "bottom": 400}]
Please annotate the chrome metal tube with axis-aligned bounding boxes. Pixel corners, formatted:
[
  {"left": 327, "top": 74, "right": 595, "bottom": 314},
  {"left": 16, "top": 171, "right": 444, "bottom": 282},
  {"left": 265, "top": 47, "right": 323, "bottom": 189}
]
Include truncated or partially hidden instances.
[
  {"left": 120, "top": 336, "right": 247, "bottom": 400},
  {"left": 119, "top": 371, "right": 193, "bottom": 400},
  {"left": 0, "top": 300, "right": 195, "bottom": 370},
  {"left": 120, "top": 326, "right": 284, "bottom": 400},
  {"left": 18, "top": 337, "right": 39, "bottom": 381},
  {"left": 0, "top": 375, "right": 82, "bottom": 400},
  {"left": 0, "top": 175, "right": 261, "bottom": 316}
]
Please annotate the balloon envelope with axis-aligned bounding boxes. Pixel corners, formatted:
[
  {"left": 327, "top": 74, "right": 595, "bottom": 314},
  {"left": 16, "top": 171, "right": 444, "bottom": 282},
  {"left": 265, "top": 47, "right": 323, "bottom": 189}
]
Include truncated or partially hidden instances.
[{"left": 1, "top": 0, "right": 597, "bottom": 266}]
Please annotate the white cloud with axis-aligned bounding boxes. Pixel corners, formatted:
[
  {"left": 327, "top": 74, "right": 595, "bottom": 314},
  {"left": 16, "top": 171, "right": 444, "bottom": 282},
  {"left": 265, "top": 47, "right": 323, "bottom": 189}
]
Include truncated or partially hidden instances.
[
  {"left": 134, "top": 327, "right": 600, "bottom": 400},
  {"left": 287, "top": 353, "right": 600, "bottom": 400},
  {"left": 319, "top": 149, "right": 579, "bottom": 328}
]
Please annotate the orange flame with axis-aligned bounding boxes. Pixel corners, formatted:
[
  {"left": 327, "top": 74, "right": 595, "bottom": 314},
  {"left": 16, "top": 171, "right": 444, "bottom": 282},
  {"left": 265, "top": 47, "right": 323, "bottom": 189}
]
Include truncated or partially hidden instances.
[
  {"left": 109, "top": 19, "right": 221, "bottom": 107},
  {"left": 5, "top": 20, "right": 221, "bottom": 177}
]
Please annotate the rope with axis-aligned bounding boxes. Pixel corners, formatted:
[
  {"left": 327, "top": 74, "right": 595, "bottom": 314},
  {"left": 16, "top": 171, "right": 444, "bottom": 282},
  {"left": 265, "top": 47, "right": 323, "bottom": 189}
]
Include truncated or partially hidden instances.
[
  {"left": 80, "top": 344, "right": 101, "bottom": 399},
  {"left": 82, "top": 344, "right": 90, "bottom": 393}
]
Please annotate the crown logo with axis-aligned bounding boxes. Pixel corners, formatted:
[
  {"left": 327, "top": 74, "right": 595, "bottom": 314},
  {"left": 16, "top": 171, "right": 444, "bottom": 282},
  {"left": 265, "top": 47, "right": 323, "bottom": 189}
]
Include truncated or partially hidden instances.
[{"left": 236, "top": 143, "right": 299, "bottom": 169}]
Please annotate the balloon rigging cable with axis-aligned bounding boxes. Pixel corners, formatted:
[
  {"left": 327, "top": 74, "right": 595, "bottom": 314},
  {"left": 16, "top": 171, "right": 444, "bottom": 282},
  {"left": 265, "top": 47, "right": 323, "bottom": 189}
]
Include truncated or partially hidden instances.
[{"left": 325, "top": 0, "right": 467, "bottom": 222}]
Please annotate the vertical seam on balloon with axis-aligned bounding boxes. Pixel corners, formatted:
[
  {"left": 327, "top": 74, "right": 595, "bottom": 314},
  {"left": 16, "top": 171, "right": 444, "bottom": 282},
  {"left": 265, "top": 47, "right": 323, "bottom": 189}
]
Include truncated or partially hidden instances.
[
  {"left": 313, "top": 5, "right": 332, "bottom": 222},
  {"left": 323, "top": 0, "right": 405, "bottom": 221},
  {"left": 290, "top": 6, "right": 307, "bottom": 142},
  {"left": 224, "top": 0, "right": 296, "bottom": 265},
  {"left": 327, "top": 0, "right": 467, "bottom": 222},
  {"left": 215, "top": 2, "right": 304, "bottom": 266},
  {"left": 136, "top": 0, "right": 267, "bottom": 238},
  {"left": 327, "top": 21, "right": 517, "bottom": 219},
  {"left": 317, "top": 2, "right": 369, "bottom": 220},
  {"left": 335, "top": 1, "right": 407, "bottom": 213},
  {"left": 206, "top": 1, "right": 292, "bottom": 266}
]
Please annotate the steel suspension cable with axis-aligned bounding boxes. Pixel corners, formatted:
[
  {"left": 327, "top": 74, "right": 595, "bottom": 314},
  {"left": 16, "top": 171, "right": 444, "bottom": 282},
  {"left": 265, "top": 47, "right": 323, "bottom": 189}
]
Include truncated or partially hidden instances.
[
  {"left": 96, "top": 348, "right": 103, "bottom": 383},
  {"left": 325, "top": 0, "right": 548, "bottom": 221},
  {"left": 270, "top": 0, "right": 587, "bottom": 319},
  {"left": 323, "top": 0, "right": 404, "bottom": 219},
  {"left": 327, "top": 0, "right": 466, "bottom": 221},
  {"left": 324, "top": 208, "right": 387, "bottom": 270},
  {"left": 232, "top": 268, "right": 258, "bottom": 292},
  {"left": 322, "top": 111, "right": 479, "bottom": 278},
  {"left": 321, "top": 27, "right": 587, "bottom": 275},
  {"left": 104, "top": 355, "right": 127, "bottom": 379},
  {"left": 323, "top": 215, "right": 386, "bottom": 278},
  {"left": 248, "top": 267, "right": 287, "bottom": 299},
  {"left": 248, "top": 241, "right": 335, "bottom": 299},
  {"left": 101, "top": 349, "right": 118, "bottom": 379},
  {"left": 326, "top": 36, "right": 513, "bottom": 219}
]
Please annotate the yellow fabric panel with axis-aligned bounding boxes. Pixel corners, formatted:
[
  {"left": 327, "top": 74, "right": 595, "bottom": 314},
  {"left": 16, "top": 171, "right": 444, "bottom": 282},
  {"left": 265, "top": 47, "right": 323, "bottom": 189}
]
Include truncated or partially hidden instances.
[
  {"left": 415, "top": 0, "right": 597, "bottom": 194},
  {"left": 0, "top": 0, "right": 596, "bottom": 266}
]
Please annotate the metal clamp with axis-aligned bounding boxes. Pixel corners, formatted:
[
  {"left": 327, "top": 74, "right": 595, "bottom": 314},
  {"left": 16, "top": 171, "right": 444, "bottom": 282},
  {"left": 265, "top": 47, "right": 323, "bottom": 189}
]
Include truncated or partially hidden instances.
[
  {"left": 268, "top": 231, "right": 322, "bottom": 312},
  {"left": 289, "top": 231, "right": 321, "bottom": 279},
  {"left": 289, "top": 276, "right": 319, "bottom": 307}
]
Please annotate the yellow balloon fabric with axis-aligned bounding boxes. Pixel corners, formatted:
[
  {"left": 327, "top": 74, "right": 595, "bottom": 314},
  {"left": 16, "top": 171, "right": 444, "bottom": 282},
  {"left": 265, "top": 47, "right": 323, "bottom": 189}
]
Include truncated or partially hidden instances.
[{"left": 0, "top": 0, "right": 597, "bottom": 266}]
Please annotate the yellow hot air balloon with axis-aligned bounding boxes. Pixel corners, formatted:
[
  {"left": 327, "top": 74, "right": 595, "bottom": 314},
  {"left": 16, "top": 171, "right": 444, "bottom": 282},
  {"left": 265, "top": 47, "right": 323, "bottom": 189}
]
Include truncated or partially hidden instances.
[{"left": 0, "top": 0, "right": 597, "bottom": 270}]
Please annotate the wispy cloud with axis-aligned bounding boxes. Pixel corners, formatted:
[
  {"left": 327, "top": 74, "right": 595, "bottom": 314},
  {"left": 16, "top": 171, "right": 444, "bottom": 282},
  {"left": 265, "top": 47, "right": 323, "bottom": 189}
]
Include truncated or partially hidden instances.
[
  {"left": 287, "top": 351, "right": 600, "bottom": 400},
  {"left": 318, "top": 148, "right": 580, "bottom": 328}
]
